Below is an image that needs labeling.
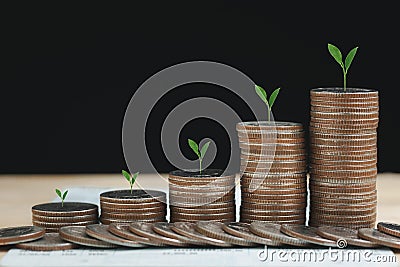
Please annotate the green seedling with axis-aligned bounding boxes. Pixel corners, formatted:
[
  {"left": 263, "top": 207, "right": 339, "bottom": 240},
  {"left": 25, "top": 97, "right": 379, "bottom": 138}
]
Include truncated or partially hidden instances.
[
  {"left": 122, "top": 170, "right": 139, "bottom": 194},
  {"left": 188, "top": 139, "right": 210, "bottom": 174},
  {"left": 255, "top": 85, "right": 281, "bottom": 121},
  {"left": 55, "top": 189, "right": 68, "bottom": 207},
  {"left": 328, "top": 43, "right": 358, "bottom": 92}
]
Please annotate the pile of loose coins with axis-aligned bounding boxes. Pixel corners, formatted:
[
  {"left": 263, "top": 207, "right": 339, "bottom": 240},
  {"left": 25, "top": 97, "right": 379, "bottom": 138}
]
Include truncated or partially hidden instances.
[
  {"left": 168, "top": 170, "right": 236, "bottom": 223},
  {"left": 31, "top": 203, "right": 99, "bottom": 233},
  {"left": 99, "top": 190, "right": 167, "bottom": 224},
  {"left": 2, "top": 221, "right": 400, "bottom": 250},
  {"left": 309, "top": 88, "right": 379, "bottom": 229},
  {"left": 236, "top": 122, "right": 307, "bottom": 224}
]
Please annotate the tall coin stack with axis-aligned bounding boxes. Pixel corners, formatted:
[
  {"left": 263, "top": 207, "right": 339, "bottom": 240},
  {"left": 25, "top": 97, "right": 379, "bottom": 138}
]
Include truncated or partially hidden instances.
[
  {"left": 32, "top": 203, "right": 99, "bottom": 233},
  {"left": 237, "top": 122, "right": 307, "bottom": 224},
  {"left": 168, "top": 170, "right": 236, "bottom": 223},
  {"left": 309, "top": 88, "right": 378, "bottom": 229},
  {"left": 99, "top": 190, "right": 167, "bottom": 224}
]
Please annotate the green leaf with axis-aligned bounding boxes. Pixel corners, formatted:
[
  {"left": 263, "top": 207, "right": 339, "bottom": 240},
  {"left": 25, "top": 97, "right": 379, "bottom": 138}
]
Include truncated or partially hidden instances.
[
  {"left": 55, "top": 189, "right": 62, "bottom": 198},
  {"left": 255, "top": 84, "right": 267, "bottom": 103},
  {"left": 200, "top": 141, "right": 211, "bottom": 159},
  {"left": 62, "top": 190, "right": 68, "bottom": 200},
  {"left": 131, "top": 172, "right": 139, "bottom": 185},
  {"left": 344, "top": 46, "right": 358, "bottom": 72},
  {"left": 268, "top": 88, "right": 281, "bottom": 108},
  {"left": 122, "top": 170, "right": 131, "bottom": 183},
  {"left": 188, "top": 139, "right": 200, "bottom": 158},
  {"left": 328, "top": 43, "right": 343, "bottom": 67}
]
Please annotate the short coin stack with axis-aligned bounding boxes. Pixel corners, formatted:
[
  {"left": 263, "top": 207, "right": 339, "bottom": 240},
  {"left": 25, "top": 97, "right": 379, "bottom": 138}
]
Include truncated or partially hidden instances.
[
  {"left": 32, "top": 202, "right": 98, "bottom": 233},
  {"left": 168, "top": 170, "right": 236, "bottom": 223},
  {"left": 236, "top": 122, "right": 307, "bottom": 224},
  {"left": 99, "top": 190, "right": 167, "bottom": 224},
  {"left": 309, "top": 88, "right": 378, "bottom": 229}
]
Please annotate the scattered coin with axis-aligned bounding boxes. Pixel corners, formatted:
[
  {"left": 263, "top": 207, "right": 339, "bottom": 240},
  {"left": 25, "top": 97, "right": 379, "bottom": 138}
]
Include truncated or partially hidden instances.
[
  {"left": 108, "top": 223, "right": 164, "bottom": 246},
  {"left": 377, "top": 222, "right": 400, "bottom": 238},
  {"left": 222, "top": 222, "right": 282, "bottom": 246},
  {"left": 358, "top": 228, "right": 400, "bottom": 249},
  {"left": 171, "top": 222, "right": 232, "bottom": 247},
  {"left": 16, "top": 233, "right": 78, "bottom": 251},
  {"left": 59, "top": 226, "right": 117, "bottom": 248},
  {"left": 280, "top": 225, "right": 337, "bottom": 247},
  {"left": 0, "top": 226, "right": 45, "bottom": 246},
  {"left": 129, "top": 222, "right": 189, "bottom": 247},
  {"left": 249, "top": 222, "right": 311, "bottom": 247},
  {"left": 152, "top": 222, "right": 207, "bottom": 246},
  {"left": 85, "top": 224, "right": 145, "bottom": 248},
  {"left": 316, "top": 226, "right": 380, "bottom": 248}
]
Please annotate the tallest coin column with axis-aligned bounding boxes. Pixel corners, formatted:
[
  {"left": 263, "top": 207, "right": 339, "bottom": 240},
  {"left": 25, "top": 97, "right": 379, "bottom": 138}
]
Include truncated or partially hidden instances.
[{"left": 309, "top": 88, "right": 378, "bottom": 229}]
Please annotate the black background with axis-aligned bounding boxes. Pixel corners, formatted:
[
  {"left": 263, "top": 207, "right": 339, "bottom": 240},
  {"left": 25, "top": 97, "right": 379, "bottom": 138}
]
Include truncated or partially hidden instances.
[{"left": 1, "top": 2, "right": 399, "bottom": 174}]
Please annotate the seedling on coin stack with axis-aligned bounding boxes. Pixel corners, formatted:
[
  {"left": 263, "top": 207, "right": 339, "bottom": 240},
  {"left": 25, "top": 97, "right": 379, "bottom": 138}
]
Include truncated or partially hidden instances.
[
  {"left": 308, "top": 44, "right": 379, "bottom": 229},
  {"left": 55, "top": 189, "right": 68, "bottom": 207},
  {"left": 168, "top": 137, "right": 236, "bottom": 223},
  {"left": 235, "top": 84, "right": 307, "bottom": 224},
  {"left": 122, "top": 170, "right": 139, "bottom": 194}
]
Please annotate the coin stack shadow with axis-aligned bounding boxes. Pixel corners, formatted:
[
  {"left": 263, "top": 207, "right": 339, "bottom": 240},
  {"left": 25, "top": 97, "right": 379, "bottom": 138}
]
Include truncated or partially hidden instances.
[
  {"left": 99, "top": 190, "right": 167, "bottom": 224},
  {"left": 31, "top": 203, "right": 99, "bottom": 233},
  {"left": 309, "top": 88, "right": 378, "bottom": 229},
  {"left": 168, "top": 170, "right": 236, "bottom": 223},
  {"left": 236, "top": 122, "right": 307, "bottom": 224}
]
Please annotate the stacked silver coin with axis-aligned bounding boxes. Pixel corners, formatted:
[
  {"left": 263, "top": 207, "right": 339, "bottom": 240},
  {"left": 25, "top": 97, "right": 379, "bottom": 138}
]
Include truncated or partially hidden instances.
[
  {"left": 168, "top": 170, "right": 236, "bottom": 223},
  {"left": 237, "top": 122, "right": 307, "bottom": 224},
  {"left": 99, "top": 190, "right": 167, "bottom": 224},
  {"left": 309, "top": 88, "right": 378, "bottom": 229}
]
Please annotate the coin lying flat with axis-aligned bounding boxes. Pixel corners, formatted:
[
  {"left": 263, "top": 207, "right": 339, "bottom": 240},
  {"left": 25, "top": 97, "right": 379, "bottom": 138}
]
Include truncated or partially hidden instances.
[
  {"left": 280, "top": 225, "right": 338, "bottom": 247},
  {"left": 100, "top": 190, "right": 166, "bottom": 204},
  {"left": 249, "top": 222, "right": 311, "bottom": 247},
  {"left": 195, "top": 221, "right": 256, "bottom": 247},
  {"left": 222, "top": 222, "right": 282, "bottom": 246},
  {"left": 377, "top": 222, "right": 400, "bottom": 238},
  {"left": 171, "top": 222, "right": 232, "bottom": 247},
  {"left": 16, "top": 233, "right": 77, "bottom": 251},
  {"left": 59, "top": 226, "right": 117, "bottom": 248},
  {"left": 129, "top": 222, "right": 188, "bottom": 247},
  {"left": 316, "top": 226, "right": 379, "bottom": 248},
  {"left": 108, "top": 223, "right": 163, "bottom": 246},
  {"left": 0, "top": 226, "right": 45, "bottom": 246},
  {"left": 358, "top": 228, "right": 400, "bottom": 249},
  {"left": 32, "top": 202, "right": 98, "bottom": 217},
  {"left": 85, "top": 224, "right": 145, "bottom": 248},
  {"left": 152, "top": 222, "right": 207, "bottom": 246}
]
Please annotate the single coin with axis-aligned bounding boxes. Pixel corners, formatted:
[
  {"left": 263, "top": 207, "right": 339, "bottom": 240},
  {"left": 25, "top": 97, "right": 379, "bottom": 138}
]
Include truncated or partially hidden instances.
[
  {"left": 241, "top": 194, "right": 307, "bottom": 202},
  {"left": 280, "top": 224, "right": 337, "bottom": 247},
  {"left": 241, "top": 202, "right": 306, "bottom": 211},
  {"left": 59, "top": 226, "right": 117, "bottom": 248},
  {"left": 170, "top": 206, "right": 235, "bottom": 215},
  {"left": 169, "top": 194, "right": 234, "bottom": 205},
  {"left": 32, "top": 202, "right": 98, "bottom": 217},
  {"left": 249, "top": 222, "right": 311, "bottom": 247},
  {"left": 0, "top": 226, "right": 45, "bottom": 246},
  {"left": 100, "top": 190, "right": 166, "bottom": 204},
  {"left": 310, "top": 88, "right": 378, "bottom": 97},
  {"left": 32, "top": 214, "right": 99, "bottom": 223},
  {"left": 152, "top": 222, "right": 207, "bottom": 246},
  {"left": 240, "top": 208, "right": 305, "bottom": 217},
  {"left": 85, "top": 224, "right": 145, "bottom": 248},
  {"left": 16, "top": 233, "right": 78, "bottom": 251},
  {"left": 100, "top": 201, "right": 166, "bottom": 210},
  {"left": 317, "top": 226, "right": 380, "bottom": 248},
  {"left": 358, "top": 228, "right": 400, "bottom": 249},
  {"left": 169, "top": 184, "right": 234, "bottom": 193},
  {"left": 171, "top": 222, "right": 232, "bottom": 247},
  {"left": 100, "top": 211, "right": 166, "bottom": 220},
  {"left": 236, "top": 121, "right": 304, "bottom": 132},
  {"left": 242, "top": 198, "right": 306, "bottom": 205},
  {"left": 169, "top": 189, "right": 234, "bottom": 198},
  {"left": 310, "top": 207, "right": 376, "bottom": 216},
  {"left": 32, "top": 220, "right": 98, "bottom": 229},
  {"left": 129, "top": 222, "right": 188, "bottom": 247},
  {"left": 100, "top": 205, "right": 166, "bottom": 214},
  {"left": 195, "top": 221, "right": 256, "bottom": 247},
  {"left": 222, "top": 222, "right": 282, "bottom": 246},
  {"left": 240, "top": 213, "right": 305, "bottom": 222},
  {"left": 108, "top": 223, "right": 164, "bottom": 246},
  {"left": 377, "top": 222, "right": 400, "bottom": 238},
  {"left": 100, "top": 217, "right": 166, "bottom": 225}
]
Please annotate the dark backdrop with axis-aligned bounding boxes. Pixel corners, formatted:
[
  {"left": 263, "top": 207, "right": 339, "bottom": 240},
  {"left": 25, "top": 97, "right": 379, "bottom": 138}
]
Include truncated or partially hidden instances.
[{"left": 1, "top": 2, "right": 399, "bottom": 174}]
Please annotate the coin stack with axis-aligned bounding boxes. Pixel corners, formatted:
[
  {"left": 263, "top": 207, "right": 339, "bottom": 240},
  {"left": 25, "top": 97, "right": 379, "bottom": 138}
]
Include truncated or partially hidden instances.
[
  {"left": 168, "top": 170, "right": 236, "bottom": 223},
  {"left": 32, "top": 202, "right": 99, "bottom": 233},
  {"left": 236, "top": 122, "right": 307, "bottom": 224},
  {"left": 99, "top": 190, "right": 167, "bottom": 224},
  {"left": 309, "top": 88, "right": 378, "bottom": 229}
]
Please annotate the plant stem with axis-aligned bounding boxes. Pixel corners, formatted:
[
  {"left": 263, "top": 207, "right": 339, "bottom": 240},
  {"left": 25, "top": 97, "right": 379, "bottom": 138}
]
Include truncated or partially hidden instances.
[
  {"left": 267, "top": 106, "right": 271, "bottom": 122},
  {"left": 130, "top": 184, "right": 133, "bottom": 195},
  {"left": 199, "top": 159, "right": 202, "bottom": 174},
  {"left": 61, "top": 199, "right": 64, "bottom": 207},
  {"left": 343, "top": 68, "right": 347, "bottom": 92}
]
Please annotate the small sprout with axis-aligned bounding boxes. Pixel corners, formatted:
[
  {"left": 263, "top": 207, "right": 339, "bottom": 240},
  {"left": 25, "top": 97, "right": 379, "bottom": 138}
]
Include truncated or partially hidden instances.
[
  {"left": 328, "top": 43, "right": 359, "bottom": 92},
  {"left": 255, "top": 85, "right": 281, "bottom": 121},
  {"left": 188, "top": 139, "right": 210, "bottom": 174},
  {"left": 55, "top": 189, "right": 68, "bottom": 207},
  {"left": 122, "top": 170, "right": 139, "bottom": 194}
]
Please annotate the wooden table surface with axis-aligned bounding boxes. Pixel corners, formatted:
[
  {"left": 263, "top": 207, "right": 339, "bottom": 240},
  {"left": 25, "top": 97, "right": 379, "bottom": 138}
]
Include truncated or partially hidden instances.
[{"left": 0, "top": 173, "right": 399, "bottom": 260}]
